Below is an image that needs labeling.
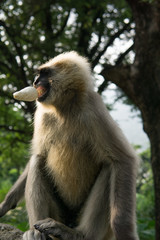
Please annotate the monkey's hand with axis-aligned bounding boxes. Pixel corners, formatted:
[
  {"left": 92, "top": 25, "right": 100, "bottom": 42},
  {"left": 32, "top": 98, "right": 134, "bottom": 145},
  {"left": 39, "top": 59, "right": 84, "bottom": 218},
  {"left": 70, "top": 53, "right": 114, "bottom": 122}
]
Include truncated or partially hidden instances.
[
  {"left": 34, "top": 218, "right": 84, "bottom": 240},
  {"left": 0, "top": 202, "right": 6, "bottom": 217},
  {"left": 0, "top": 200, "right": 16, "bottom": 217}
]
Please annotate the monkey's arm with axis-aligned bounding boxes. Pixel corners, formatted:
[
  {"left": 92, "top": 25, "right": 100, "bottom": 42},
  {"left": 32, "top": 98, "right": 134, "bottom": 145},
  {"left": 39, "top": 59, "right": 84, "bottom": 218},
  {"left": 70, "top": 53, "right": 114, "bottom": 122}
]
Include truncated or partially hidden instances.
[
  {"left": 109, "top": 159, "right": 139, "bottom": 240},
  {"left": 79, "top": 159, "right": 138, "bottom": 240},
  {"left": 92, "top": 102, "right": 139, "bottom": 240},
  {"left": 0, "top": 164, "right": 28, "bottom": 217}
]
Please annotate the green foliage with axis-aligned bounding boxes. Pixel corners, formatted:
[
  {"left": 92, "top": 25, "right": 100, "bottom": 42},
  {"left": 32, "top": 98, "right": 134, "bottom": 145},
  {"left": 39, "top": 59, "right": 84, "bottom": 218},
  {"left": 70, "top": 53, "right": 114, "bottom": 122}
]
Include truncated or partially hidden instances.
[
  {"left": 0, "top": 179, "right": 12, "bottom": 202},
  {"left": 0, "top": 96, "right": 31, "bottom": 181},
  {"left": 0, "top": 179, "right": 28, "bottom": 231},
  {"left": 136, "top": 148, "right": 155, "bottom": 239},
  {"left": 137, "top": 218, "right": 155, "bottom": 240},
  {"left": 0, "top": 202, "right": 28, "bottom": 231}
]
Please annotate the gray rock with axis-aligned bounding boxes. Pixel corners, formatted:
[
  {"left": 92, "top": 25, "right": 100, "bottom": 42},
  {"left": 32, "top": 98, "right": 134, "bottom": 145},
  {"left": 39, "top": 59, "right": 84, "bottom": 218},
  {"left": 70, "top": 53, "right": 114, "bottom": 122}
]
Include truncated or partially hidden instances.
[{"left": 0, "top": 223, "right": 23, "bottom": 240}]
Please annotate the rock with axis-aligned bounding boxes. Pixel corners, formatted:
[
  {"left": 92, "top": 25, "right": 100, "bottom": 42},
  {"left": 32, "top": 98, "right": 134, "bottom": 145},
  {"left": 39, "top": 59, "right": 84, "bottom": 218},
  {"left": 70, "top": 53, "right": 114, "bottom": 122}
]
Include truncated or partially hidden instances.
[{"left": 0, "top": 223, "right": 23, "bottom": 240}]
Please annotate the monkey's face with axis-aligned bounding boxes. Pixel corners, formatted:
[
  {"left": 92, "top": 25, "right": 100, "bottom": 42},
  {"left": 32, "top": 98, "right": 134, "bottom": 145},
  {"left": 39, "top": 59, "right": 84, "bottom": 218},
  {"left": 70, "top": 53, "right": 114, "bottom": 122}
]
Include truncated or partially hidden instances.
[
  {"left": 33, "top": 52, "right": 92, "bottom": 108},
  {"left": 34, "top": 64, "right": 86, "bottom": 107},
  {"left": 33, "top": 68, "right": 53, "bottom": 102},
  {"left": 33, "top": 64, "right": 80, "bottom": 106}
]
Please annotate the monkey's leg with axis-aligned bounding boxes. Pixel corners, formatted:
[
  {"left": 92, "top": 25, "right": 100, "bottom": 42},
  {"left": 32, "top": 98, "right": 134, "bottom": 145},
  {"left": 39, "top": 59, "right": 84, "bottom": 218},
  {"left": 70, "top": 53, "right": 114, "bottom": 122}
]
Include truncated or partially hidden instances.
[
  {"left": 77, "top": 164, "right": 113, "bottom": 240},
  {"left": 34, "top": 218, "right": 83, "bottom": 240},
  {"left": 34, "top": 165, "right": 112, "bottom": 240},
  {"left": 0, "top": 164, "right": 28, "bottom": 217},
  {"left": 23, "top": 155, "right": 60, "bottom": 240}
]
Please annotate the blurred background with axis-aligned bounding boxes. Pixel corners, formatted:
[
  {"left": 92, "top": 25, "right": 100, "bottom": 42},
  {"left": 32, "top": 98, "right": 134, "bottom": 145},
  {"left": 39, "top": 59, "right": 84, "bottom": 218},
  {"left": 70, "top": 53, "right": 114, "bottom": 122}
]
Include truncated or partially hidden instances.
[{"left": 0, "top": 0, "right": 160, "bottom": 239}]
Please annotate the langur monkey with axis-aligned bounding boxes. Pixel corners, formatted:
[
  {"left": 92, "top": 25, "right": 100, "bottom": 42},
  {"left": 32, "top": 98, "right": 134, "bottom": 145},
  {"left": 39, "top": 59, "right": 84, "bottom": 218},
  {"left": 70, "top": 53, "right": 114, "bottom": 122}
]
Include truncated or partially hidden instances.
[{"left": 0, "top": 51, "right": 139, "bottom": 240}]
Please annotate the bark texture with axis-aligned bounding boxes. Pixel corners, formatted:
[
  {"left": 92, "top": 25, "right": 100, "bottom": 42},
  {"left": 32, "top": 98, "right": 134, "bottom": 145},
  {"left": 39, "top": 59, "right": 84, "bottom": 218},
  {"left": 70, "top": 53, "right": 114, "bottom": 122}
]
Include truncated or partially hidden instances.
[{"left": 101, "top": 1, "right": 160, "bottom": 239}]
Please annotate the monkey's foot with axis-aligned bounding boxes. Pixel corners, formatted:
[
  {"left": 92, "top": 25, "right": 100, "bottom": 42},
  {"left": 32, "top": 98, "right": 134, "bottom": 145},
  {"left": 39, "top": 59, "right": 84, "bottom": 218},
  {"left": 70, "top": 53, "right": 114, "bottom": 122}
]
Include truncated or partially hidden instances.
[
  {"left": 23, "top": 229, "right": 48, "bottom": 240},
  {"left": 34, "top": 218, "right": 84, "bottom": 240}
]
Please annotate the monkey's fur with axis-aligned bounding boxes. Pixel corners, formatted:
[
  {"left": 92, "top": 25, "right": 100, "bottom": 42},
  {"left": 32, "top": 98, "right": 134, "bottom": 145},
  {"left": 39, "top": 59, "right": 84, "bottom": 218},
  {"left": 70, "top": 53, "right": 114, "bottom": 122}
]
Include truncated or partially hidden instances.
[{"left": 0, "top": 52, "right": 139, "bottom": 240}]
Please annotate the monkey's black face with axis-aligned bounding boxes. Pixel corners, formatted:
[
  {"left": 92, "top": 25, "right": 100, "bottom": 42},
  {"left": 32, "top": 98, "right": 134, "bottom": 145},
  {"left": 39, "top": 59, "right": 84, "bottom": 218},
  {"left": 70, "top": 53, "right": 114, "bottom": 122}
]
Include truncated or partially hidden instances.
[{"left": 33, "top": 68, "right": 51, "bottom": 102}]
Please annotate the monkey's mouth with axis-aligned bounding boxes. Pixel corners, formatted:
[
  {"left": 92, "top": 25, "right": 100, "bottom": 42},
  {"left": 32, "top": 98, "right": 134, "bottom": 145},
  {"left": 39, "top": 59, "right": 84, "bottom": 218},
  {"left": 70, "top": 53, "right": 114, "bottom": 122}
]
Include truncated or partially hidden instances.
[{"left": 35, "top": 85, "right": 50, "bottom": 102}]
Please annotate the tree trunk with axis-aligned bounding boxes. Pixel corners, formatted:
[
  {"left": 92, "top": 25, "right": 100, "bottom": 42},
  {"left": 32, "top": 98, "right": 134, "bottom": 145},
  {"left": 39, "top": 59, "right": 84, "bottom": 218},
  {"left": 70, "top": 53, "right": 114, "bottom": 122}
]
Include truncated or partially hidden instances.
[
  {"left": 101, "top": 0, "right": 160, "bottom": 239},
  {"left": 143, "top": 117, "right": 160, "bottom": 240}
]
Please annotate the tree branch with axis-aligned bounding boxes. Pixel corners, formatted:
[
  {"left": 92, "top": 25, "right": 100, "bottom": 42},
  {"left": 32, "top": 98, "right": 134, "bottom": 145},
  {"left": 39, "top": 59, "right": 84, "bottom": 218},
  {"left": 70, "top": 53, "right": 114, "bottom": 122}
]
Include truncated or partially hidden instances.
[
  {"left": 54, "top": 11, "right": 71, "bottom": 39},
  {"left": 0, "top": 41, "right": 20, "bottom": 75},
  {"left": 99, "top": 64, "right": 136, "bottom": 103},
  {"left": 77, "top": 6, "right": 97, "bottom": 56},
  {"left": 0, "top": 125, "right": 29, "bottom": 134},
  {"left": 115, "top": 43, "right": 134, "bottom": 65},
  {"left": 0, "top": 20, "right": 28, "bottom": 86},
  {"left": 92, "top": 22, "right": 132, "bottom": 68},
  {"left": 88, "top": 14, "right": 105, "bottom": 59},
  {"left": 0, "top": 60, "right": 16, "bottom": 75}
]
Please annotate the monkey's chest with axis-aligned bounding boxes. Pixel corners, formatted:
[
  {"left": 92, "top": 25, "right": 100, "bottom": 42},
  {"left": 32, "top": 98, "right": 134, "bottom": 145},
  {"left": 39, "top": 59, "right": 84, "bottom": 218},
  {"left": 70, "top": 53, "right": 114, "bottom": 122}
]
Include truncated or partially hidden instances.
[{"left": 46, "top": 145, "right": 100, "bottom": 208}]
